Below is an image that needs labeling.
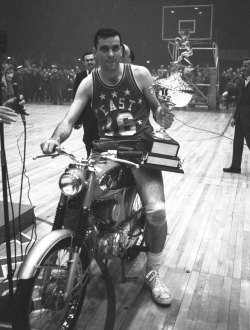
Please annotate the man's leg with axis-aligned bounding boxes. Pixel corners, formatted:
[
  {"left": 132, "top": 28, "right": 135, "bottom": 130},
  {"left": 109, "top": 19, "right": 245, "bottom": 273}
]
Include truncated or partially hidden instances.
[
  {"left": 242, "top": 121, "right": 250, "bottom": 151},
  {"left": 231, "top": 120, "right": 244, "bottom": 168},
  {"left": 132, "top": 167, "right": 171, "bottom": 305}
]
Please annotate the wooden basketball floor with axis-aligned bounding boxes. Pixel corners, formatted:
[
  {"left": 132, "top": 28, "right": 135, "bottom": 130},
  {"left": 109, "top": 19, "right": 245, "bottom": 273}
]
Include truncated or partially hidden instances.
[{"left": 0, "top": 103, "right": 250, "bottom": 330}]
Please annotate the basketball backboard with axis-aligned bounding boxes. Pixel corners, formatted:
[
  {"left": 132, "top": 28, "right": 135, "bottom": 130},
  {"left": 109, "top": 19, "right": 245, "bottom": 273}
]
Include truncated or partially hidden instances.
[{"left": 162, "top": 5, "right": 213, "bottom": 41}]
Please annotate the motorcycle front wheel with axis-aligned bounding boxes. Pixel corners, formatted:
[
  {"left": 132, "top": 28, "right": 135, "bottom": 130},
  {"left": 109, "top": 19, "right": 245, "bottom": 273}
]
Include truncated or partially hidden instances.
[{"left": 13, "top": 237, "right": 90, "bottom": 330}]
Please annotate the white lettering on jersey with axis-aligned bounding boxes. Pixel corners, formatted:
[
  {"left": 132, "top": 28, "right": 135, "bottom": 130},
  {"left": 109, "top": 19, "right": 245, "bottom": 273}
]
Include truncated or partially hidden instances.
[
  {"left": 109, "top": 99, "right": 117, "bottom": 112},
  {"left": 128, "top": 99, "right": 136, "bottom": 111},
  {"left": 119, "top": 98, "right": 125, "bottom": 109}
]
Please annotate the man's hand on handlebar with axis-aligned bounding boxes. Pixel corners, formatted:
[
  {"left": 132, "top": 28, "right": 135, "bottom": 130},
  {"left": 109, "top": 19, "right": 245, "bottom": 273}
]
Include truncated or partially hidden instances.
[
  {"left": 154, "top": 104, "right": 174, "bottom": 129},
  {"left": 40, "top": 138, "right": 60, "bottom": 154}
]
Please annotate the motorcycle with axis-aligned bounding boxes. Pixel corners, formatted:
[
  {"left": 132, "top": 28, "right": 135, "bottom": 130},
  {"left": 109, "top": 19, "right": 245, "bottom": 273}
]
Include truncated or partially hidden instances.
[{"left": 13, "top": 143, "right": 148, "bottom": 330}]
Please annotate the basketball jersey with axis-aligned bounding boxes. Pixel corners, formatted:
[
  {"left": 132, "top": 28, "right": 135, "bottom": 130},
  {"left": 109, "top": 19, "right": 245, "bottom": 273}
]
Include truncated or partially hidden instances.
[{"left": 91, "top": 64, "right": 153, "bottom": 138}]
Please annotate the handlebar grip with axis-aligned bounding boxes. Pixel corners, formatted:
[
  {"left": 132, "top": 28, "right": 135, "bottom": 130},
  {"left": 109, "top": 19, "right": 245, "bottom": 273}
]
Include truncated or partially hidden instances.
[{"left": 117, "top": 150, "right": 143, "bottom": 158}]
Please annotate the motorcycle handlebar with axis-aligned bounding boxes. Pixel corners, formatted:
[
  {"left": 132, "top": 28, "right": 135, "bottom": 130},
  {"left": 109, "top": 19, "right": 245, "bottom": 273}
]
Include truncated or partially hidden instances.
[{"left": 33, "top": 148, "right": 144, "bottom": 168}]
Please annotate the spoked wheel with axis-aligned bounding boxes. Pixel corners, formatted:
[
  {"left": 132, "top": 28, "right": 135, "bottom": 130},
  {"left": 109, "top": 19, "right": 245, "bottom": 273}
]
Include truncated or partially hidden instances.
[
  {"left": 124, "top": 191, "right": 146, "bottom": 261},
  {"left": 13, "top": 237, "right": 90, "bottom": 330}
]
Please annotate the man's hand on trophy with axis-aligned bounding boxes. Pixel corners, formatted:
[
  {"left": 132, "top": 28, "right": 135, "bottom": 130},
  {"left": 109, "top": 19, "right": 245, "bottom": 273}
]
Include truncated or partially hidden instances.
[{"left": 154, "top": 104, "right": 174, "bottom": 129}]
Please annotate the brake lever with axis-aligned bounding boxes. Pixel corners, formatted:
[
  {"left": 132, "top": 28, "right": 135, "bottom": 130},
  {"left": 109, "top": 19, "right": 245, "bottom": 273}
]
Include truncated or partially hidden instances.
[
  {"left": 32, "top": 152, "right": 60, "bottom": 160},
  {"left": 56, "top": 147, "right": 76, "bottom": 160},
  {"left": 33, "top": 147, "right": 77, "bottom": 162}
]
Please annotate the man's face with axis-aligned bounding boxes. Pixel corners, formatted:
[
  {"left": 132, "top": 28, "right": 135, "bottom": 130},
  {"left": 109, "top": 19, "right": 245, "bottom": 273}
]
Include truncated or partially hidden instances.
[
  {"left": 94, "top": 36, "right": 122, "bottom": 71},
  {"left": 83, "top": 54, "right": 95, "bottom": 72},
  {"left": 242, "top": 60, "right": 250, "bottom": 77}
]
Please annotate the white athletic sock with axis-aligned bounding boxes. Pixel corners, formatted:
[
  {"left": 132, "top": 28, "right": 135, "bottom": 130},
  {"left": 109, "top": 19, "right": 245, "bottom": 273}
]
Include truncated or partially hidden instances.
[{"left": 146, "top": 251, "right": 163, "bottom": 274}]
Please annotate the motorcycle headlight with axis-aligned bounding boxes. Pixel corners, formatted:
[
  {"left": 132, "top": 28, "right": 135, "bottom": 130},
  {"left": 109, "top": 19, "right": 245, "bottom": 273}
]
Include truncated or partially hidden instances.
[{"left": 59, "top": 165, "right": 86, "bottom": 196}]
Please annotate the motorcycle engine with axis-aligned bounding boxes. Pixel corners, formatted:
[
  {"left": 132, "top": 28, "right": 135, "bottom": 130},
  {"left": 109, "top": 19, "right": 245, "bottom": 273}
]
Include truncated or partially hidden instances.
[
  {"left": 93, "top": 199, "right": 121, "bottom": 223},
  {"left": 97, "top": 224, "right": 131, "bottom": 259}
]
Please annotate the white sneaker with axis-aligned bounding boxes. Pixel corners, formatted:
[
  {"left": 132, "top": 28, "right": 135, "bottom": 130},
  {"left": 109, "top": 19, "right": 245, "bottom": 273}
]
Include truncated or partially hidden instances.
[{"left": 145, "top": 270, "right": 172, "bottom": 305}]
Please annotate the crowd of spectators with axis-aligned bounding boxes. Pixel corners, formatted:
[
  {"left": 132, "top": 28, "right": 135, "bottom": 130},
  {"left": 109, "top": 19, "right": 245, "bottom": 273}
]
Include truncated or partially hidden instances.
[
  {"left": 1, "top": 55, "right": 80, "bottom": 104},
  {"left": 151, "top": 63, "right": 244, "bottom": 109},
  {"left": 1, "top": 54, "right": 244, "bottom": 110},
  {"left": 151, "top": 63, "right": 212, "bottom": 106},
  {"left": 219, "top": 67, "right": 242, "bottom": 109},
  {"left": 151, "top": 63, "right": 210, "bottom": 85}
]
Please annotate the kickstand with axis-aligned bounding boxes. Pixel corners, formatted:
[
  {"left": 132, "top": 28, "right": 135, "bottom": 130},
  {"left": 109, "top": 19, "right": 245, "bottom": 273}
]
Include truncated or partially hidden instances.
[
  {"left": 96, "top": 258, "right": 116, "bottom": 330},
  {"left": 120, "top": 256, "right": 138, "bottom": 283}
]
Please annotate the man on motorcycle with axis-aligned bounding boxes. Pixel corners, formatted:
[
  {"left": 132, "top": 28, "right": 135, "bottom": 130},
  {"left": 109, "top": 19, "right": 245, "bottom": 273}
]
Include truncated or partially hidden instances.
[{"left": 41, "top": 28, "right": 174, "bottom": 306}]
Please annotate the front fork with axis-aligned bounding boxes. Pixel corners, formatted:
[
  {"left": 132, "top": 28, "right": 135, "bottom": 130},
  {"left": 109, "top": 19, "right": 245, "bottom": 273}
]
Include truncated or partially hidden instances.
[
  {"left": 52, "top": 193, "right": 68, "bottom": 231},
  {"left": 64, "top": 248, "right": 81, "bottom": 300},
  {"left": 62, "top": 171, "right": 96, "bottom": 300}
]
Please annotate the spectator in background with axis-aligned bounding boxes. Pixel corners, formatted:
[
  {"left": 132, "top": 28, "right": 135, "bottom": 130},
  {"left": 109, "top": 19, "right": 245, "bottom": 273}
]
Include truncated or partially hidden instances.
[
  {"left": 72, "top": 52, "right": 95, "bottom": 98},
  {"left": 72, "top": 52, "right": 99, "bottom": 157},
  {"left": 43, "top": 68, "right": 52, "bottom": 102},
  {"left": 50, "top": 65, "right": 63, "bottom": 105},
  {"left": 13, "top": 65, "right": 25, "bottom": 97},
  {"left": 36, "top": 67, "right": 46, "bottom": 102},
  {"left": 224, "top": 80, "right": 240, "bottom": 109},
  {"left": 22, "top": 67, "right": 32, "bottom": 102},
  {"left": 157, "top": 65, "right": 167, "bottom": 79},
  {"left": 151, "top": 68, "right": 158, "bottom": 80},
  {"left": 122, "top": 44, "right": 135, "bottom": 64},
  {"left": 2, "top": 67, "right": 15, "bottom": 102},
  {"left": 62, "top": 69, "right": 75, "bottom": 102},
  {"left": 31, "top": 66, "right": 42, "bottom": 102},
  {"left": 223, "top": 57, "right": 250, "bottom": 174}
]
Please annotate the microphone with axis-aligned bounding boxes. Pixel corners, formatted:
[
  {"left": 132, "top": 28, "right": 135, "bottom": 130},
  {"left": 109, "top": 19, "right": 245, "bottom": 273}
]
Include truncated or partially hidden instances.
[
  {"left": 12, "top": 83, "right": 29, "bottom": 115},
  {"left": 12, "top": 82, "right": 20, "bottom": 100}
]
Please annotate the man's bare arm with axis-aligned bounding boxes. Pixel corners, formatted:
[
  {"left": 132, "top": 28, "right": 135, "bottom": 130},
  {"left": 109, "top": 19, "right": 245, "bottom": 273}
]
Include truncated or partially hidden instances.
[
  {"left": 133, "top": 65, "right": 174, "bottom": 129},
  {"left": 41, "top": 76, "right": 93, "bottom": 154}
]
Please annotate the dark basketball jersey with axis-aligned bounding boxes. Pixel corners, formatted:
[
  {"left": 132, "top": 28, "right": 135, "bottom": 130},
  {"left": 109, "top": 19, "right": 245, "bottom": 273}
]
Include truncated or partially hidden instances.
[{"left": 91, "top": 64, "right": 153, "bottom": 138}]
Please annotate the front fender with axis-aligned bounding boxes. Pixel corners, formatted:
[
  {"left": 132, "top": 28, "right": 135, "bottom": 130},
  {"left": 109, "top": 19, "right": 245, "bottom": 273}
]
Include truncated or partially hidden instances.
[{"left": 18, "top": 229, "right": 74, "bottom": 279}]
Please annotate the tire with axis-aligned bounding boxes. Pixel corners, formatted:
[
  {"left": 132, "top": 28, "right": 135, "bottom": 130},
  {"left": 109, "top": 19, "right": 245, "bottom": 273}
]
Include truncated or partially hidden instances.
[
  {"left": 13, "top": 236, "right": 90, "bottom": 330},
  {"left": 124, "top": 191, "right": 146, "bottom": 261}
]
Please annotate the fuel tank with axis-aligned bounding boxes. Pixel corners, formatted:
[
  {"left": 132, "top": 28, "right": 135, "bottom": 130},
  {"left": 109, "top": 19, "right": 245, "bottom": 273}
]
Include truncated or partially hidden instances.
[{"left": 92, "top": 159, "right": 134, "bottom": 197}]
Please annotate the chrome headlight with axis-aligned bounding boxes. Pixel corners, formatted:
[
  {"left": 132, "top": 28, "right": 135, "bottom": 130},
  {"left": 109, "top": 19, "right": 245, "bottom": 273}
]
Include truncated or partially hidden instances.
[{"left": 59, "top": 165, "right": 86, "bottom": 196}]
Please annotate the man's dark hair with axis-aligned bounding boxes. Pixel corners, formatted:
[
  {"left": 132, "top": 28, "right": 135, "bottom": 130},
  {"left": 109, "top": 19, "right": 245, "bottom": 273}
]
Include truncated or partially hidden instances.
[
  {"left": 244, "top": 57, "right": 250, "bottom": 62},
  {"left": 130, "top": 50, "right": 135, "bottom": 63},
  {"left": 94, "top": 28, "right": 122, "bottom": 49},
  {"left": 81, "top": 52, "right": 93, "bottom": 61}
]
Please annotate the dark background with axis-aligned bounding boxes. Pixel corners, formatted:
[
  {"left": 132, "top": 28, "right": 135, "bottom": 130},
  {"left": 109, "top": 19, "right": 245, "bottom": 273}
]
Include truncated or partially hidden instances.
[{"left": 1, "top": 0, "right": 249, "bottom": 70}]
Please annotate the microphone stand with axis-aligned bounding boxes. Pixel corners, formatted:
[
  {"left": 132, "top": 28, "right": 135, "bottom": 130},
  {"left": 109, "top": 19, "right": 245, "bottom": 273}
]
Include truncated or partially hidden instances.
[{"left": 0, "top": 64, "right": 14, "bottom": 322}]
